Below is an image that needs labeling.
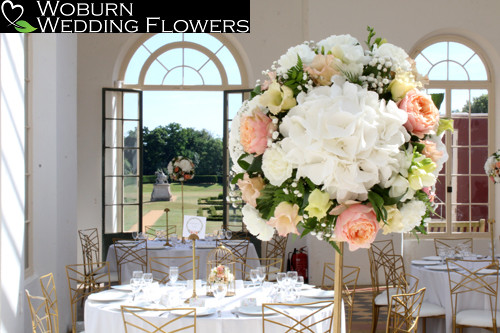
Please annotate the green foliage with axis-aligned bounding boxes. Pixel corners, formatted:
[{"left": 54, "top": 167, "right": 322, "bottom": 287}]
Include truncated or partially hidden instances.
[
  {"left": 282, "top": 55, "right": 309, "bottom": 97},
  {"left": 142, "top": 123, "right": 223, "bottom": 176},
  {"left": 365, "top": 26, "right": 386, "bottom": 51}
]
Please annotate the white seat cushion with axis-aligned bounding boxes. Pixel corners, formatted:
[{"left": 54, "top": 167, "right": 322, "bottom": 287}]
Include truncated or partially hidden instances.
[
  {"left": 374, "top": 288, "right": 398, "bottom": 306},
  {"left": 417, "top": 302, "right": 446, "bottom": 317},
  {"left": 456, "top": 309, "right": 500, "bottom": 327}
]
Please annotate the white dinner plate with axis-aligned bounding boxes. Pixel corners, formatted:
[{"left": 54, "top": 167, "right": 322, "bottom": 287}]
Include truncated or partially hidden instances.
[
  {"left": 237, "top": 306, "right": 274, "bottom": 316},
  {"left": 301, "top": 284, "right": 316, "bottom": 290},
  {"left": 111, "top": 284, "right": 133, "bottom": 292},
  {"left": 299, "top": 289, "right": 334, "bottom": 299},
  {"left": 171, "top": 307, "right": 215, "bottom": 317},
  {"left": 412, "top": 260, "right": 439, "bottom": 266},
  {"left": 422, "top": 256, "right": 442, "bottom": 261},
  {"left": 424, "top": 264, "right": 458, "bottom": 271},
  {"left": 87, "top": 290, "right": 129, "bottom": 302},
  {"left": 477, "top": 268, "right": 499, "bottom": 275}
]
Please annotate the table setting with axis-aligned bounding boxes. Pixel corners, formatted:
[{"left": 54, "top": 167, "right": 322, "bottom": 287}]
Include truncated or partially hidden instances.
[{"left": 84, "top": 269, "right": 344, "bottom": 333}]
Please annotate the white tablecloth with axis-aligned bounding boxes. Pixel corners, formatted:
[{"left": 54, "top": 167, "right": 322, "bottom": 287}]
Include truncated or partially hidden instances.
[
  {"left": 84, "top": 284, "right": 345, "bottom": 333},
  {"left": 106, "top": 240, "right": 259, "bottom": 283},
  {"left": 411, "top": 260, "right": 498, "bottom": 333}
]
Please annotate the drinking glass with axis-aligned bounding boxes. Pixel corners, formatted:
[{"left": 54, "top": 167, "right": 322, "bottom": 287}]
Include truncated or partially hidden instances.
[
  {"left": 132, "top": 270, "right": 144, "bottom": 280},
  {"left": 437, "top": 246, "right": 447, "bottom": 264},
  {"left": 257, "top": 266, "right": 266, "bottom": 285},
  {"left": 169, "top": 267, "right": 179, "bottom": 285},
  {"left": 276, "top": 272, "right": 287, "bottom": 287},
  {"left": 142, "top": 272, "right": 153, "bottom": 286},
  {"left": 225, "top": 229, "right": 233, "bottom": 240},
  {"left": 130, "top": 278, "right": 141, "bottom": 301},
  {"left": 250, "top": 269, "right": 259, "bottom": 286},
  {"left": 212, "top": 283, "right": 227, "bottom": 301},
  {"left": 132, "top": 231, "right": 138, "bottom": 240},
  {"left": 296, "top": 276, "right": 304, "bottom": 289},
  {"left": 287, "top": 271, "right": 298, "bottom": 284}
]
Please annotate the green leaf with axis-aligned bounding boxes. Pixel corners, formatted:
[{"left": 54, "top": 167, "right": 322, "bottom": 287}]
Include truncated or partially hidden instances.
[
  {"left": 431, "top": 93, "right": 444, "bottom": 110},
  {"left": 237, "top": 154, "right": 250, "bottom": 170},
  {"left": 246, "top": 154, "right": 263, "bottom": 174},
  {"left": 15, "top": 20, "right": 37, "bottom": 33},
  {"left": 230, "top": 173, "right": 244, "bottom": 185}
]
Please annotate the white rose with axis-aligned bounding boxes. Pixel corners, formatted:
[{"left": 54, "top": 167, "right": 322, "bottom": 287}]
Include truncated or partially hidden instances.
[
  {"left": 242, "top": 204, "right": 274, "bottom": 241},
  {"left": 399, "top": 200, "right": 426, "bottom": 232},
  {"left": 276, "top": 44, "right": 316, "bottom": 76},
  {"left": 261, "top": 145, "right": 293, "bottom": 187},
  {"left": 179, "top": 159, "right": 192, "bottom": 172},
  {"left": 387, "top": 174, "right": 415, "bottom": 201}
]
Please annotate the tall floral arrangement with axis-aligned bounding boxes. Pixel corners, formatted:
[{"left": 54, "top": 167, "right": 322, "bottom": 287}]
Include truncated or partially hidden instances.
[
  {"left": 229, "top": 27, "right": 453, "bottom": 251},
  {"left": 484, "top": 149, "right": 500, "bottom": 184},
  {"left": 167, "top": 156, "right": 195, "bottom": 181}
]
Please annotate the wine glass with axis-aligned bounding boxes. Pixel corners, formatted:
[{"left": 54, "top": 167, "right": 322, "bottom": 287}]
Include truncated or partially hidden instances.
[
  {"left": 257, "top": 266, "right": 266, "bottom": 285},
  {"left": 276, "top": 272, "right": 287, "bottom": 288},
  {"left": 130, "top": 278, "right": 141, "bottom": 301},
  {"left": 437, "top": 246, "right": 447, "bottom": 265},
  {"left": 142, "top": 272, "right": 153, "bottom": 287},
  {"left": 169, "top": 267, "right": 179, "bottom": 285},
  {"left": 132, "top": 231, "right": 138, "bottom": 241},
  {"left": 225, "top": 229, "right": 233, "bottom": 240},
  {"left": 250, "top": 269, "right": 259, "bottom": 286},
  {"left": 287, "top": 271, "right": 298, "bottom": 284},
  {"left": 296, "top": 276, "right": 304, "bottom": 290},
  {"left": 212, "top": 283, "right": 227, "bottom": 301},
  {"left": 132, "top": 270, "right": 144, "bottom": 280}
]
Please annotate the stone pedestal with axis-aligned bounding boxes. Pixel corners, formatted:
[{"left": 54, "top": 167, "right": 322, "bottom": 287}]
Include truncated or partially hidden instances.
[{"left": 150, "top": 183, "right": 172, "bottom": 201}]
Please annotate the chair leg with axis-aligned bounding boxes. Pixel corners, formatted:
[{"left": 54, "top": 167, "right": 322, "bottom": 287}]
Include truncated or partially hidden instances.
[
  {"left": 371, "top": 304, "right": 379, "bottom": 333},
  {"left": 421, "top": 317, "right": 426, "bottom": 333}
]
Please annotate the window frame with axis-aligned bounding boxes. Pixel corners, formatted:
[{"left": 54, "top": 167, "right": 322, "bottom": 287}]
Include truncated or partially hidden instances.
[{"left": 407, "top": 35, "right": 495, "bottom": 238}]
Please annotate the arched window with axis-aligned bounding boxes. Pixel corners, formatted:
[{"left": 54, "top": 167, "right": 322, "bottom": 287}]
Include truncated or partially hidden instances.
[{"left": 411, "top": 37, "right": 494, "bottom": 235}]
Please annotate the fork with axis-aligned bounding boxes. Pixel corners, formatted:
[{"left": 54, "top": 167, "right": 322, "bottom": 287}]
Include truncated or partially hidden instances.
[{"left": 231, "top": 310, "right": 239, "bottom": 318}]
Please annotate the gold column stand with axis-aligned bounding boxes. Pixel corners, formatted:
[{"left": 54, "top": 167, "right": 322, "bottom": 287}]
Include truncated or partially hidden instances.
[
  {"left": 333, "top": 241, "right": 343, "bottom": 333},
  {"left": 488, "top": 219, "right": 498, "bottom": 269},
  {"left": 185, "top": 233, "right": 199, "bottom": 303},
  {"left": 164, "top": 208, "right": 172, "bottom": 247}
]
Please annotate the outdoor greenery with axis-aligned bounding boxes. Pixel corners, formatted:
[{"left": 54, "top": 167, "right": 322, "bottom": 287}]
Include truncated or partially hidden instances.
[
  {"left": 460, "top": 94, "right": 488, "bottom": 113},
  {"left": 143, "top": 123, "right": 223, "bottom": 176}
]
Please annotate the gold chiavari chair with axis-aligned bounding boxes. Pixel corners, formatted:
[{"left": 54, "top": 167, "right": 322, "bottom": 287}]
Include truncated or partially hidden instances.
[
  {"left": 206, "top": 244, "right": 235, "bottom": 266},
  {"left": 446, "top": 259, "right": 500, "bottom": 332},
  {"left": 144, "top": 225, "right": 176, "bottom": 240},
  {"left": 149, "top": 256, "right": 200, "bottom": 283},
  {"left": 386, "top": 288, "right": 426, "bottom": 333},
  {"left": 26, "top": 290, "right": 52, "bottom": 333},
  {"left": 262, "top": 300, "right": 335, "bottom": 333},
  {"left": 434, "top": 238, "right": 473, "bottom": 256},
  {"left": 264, "top": 232, "right": 288, "bottom": 272},
  {"left": 234, "top": 257, "right": 283, "bottom": 282},
  {"left": 368, "top": 239, "right": 396, "bottom": 333},
  {"left": 216, "top": 239, "right": 250, "bottom": 277},
  {"left": 66, "top": 262, "right": 111, "bottom": 333},
  {"left": 114, "top": 239, "right": 148, "bottom": 284},
  {"left": 39, "top": 273, "right": 59, "bottom": 333},
  {"left": 121, "top": 306, "right": 196, "bottom": 333},
  {"left": 321, "top": 263, "right": 360, "bottom": 332}
]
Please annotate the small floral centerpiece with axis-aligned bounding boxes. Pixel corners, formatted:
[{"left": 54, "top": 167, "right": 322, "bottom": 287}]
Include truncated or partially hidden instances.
[
  {"left": 229, "top": 27, "right": 453, "bottom": 252},
  {"left": 484, "top": 150, "right": 500, "bottom": 184},
  {"left": 167, "top": 156, "right": 195, "bottom": 182},
  {"left": 206, "top": 264, "right": 235, "bottom": 296}
]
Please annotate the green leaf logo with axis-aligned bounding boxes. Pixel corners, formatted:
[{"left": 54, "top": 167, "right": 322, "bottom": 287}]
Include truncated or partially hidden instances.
[{"left": 14, "top": 20, "right": 37, "bottom": 33}]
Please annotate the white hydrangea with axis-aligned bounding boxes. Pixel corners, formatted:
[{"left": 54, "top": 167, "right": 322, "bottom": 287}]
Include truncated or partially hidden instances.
[
  {"left": 399, "top": 199, "right": 427, "bottom": 232},
  {"left": 372, "top": 43, "right": 412, "bottom": 72},
  {"left": 261, "top": 145, "right": 293, "bottom": 187},
  {"left": 242, "top": 204, "right": 274, "bottom": 241},
  {"left": 276, "top": 44, "right": 316, "bottom": 76}
]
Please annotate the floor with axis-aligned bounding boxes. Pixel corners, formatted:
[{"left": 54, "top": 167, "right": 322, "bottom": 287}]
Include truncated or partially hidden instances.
[{"left": 350, "top": 286, "right": 387, "bottom": 333}]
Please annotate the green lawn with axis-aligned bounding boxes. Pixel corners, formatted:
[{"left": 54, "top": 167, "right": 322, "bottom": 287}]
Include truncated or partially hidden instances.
[{"left": 125, "top": 183, "right": 225, "bottom": 235}]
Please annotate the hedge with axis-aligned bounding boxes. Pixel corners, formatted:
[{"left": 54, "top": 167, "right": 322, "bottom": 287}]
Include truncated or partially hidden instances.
[{"left": 143, "top": 175, "right": 222, "bottom": 184}]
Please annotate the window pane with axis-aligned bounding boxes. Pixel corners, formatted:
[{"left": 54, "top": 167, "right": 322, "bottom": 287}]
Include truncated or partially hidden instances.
[
  {"left": 105, "top": 149, "right": 123, "bottom": 176},
  {"left": 183, "top": 67, "right": 204, "bottom": 85},
  {"left": 448, "top": 62, "right": 468, "bottom": 80},
  {"left": 452, "top": 204, "right": 469, "bottom": 222},
  {"left": 200, "top": 61, "right": 222, "bottom": 85},
  {"left": 449, "top": 42, "right": 475, "bottom": 65},
  {"left": 105, "top": 205, "right": 123, "bottom": 233},
  {"left": 471, "top": 147, "right": 488, "bottom": 174},
  {"left": 123, "top": 121, "right": 139, "bottom": 148},
  {"left": 143, "top": 34, "right": 182, "bottom": 54},
  {"left": 123, "top": 205, "right": 139, "bottom": 232},
  {"left": 105, "top": 177, "right": 123, "bottom": 205},
  {"left": 164, "top": 68, "right": 183, "bottom": 85},
  {"left": 184, "top": 33, "right": 223, "bottom": 53},
  {"left": 124, "top": 93, "right": 140, "bottom": 119},
  {"left": 455, "top": 176, "right": 469, "bottom": 203},
  {"left": 428, "top": 62, "right": 447, "bottom": 80},
  {"left": 105, "top": 91, "right": 123, "bottom": 119},
  {"left": 427, "top": 89, "right": 446, "bottom": 116},
  {"left": 145, "top": 61, "right": 168, "bottom": 85},
  {"left": 452, "top": 116, "right": 469, "bottom": 146},
  {"left": 471, "top": 176, "right": 488, "bottom": 203},
  {"left": 471, "top": 205, "right": 488, "bottom": 221},
  {"left": 218, "top": 47, "right": 242, "bottom": 85},
  {"left": 455, "top": 147, "right": 469, "bottom": 174},
  {"left": 105, "top": 120, "right": 123, "bottom": 148},
  {"left": 415, "top": 54, "right": 432, "bottom": 77},
  {"left": 421, "top": 42, "right": 447, "bottom": 64},
  {"left": 123, "top": 149, "right": 138, "bottom": 175},
  {"left": 124, "top": 177, "right": 139, "bottom": 203},
  {"left": 465, "top": 54, "right": 487, "bottom": 80},
  {"left": 124, "top": 46, "right": 150, "bottom": 85}
]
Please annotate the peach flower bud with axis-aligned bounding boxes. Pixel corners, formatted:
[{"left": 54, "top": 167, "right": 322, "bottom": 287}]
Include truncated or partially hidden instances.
[{"left": 398, "top": 89, "right": 439, "bottom": 138}]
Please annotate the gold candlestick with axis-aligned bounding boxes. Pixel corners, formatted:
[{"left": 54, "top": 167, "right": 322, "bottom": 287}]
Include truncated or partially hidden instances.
[
  {"left": 488, "top": 219, "right": 497, "bottom": 268},
  {"left": 164, "top": 208, "right": 172, "bottom": 247},
  {"left": 333, "top": 241, "right": 344, "bottom": 333},
  {"left": 185, "top": 233, "right": 199, "bottom": 303}
]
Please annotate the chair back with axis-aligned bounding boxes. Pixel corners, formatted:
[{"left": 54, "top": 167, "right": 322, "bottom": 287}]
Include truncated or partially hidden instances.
[
  {"left": 446, "top": 259, "right": 499, "bottom": 330},
  {"left": 368, "top": 239, "right": 395, "bottom": 297},
  {"left": 66, "top": 262, "right": 111, "bottom": 333},
  {"left": 216, "top": 239, "right": 250, "bottom": 278},
  {"left": 321, "top": 264, "right": 360, "bottom": 333},
  {"left": 386, "top": 287, "right": 426, "bottom": 333},
  {"left": 121, "top": 306, "right": 196, "bottom": 333},
  {"left": 149, "top": 256, "right": 199, "bottom": 283},
  {"left": 113, "top": 239, "right": 148, "bottom": 284},
  {"left": 40, "top": 273, "right": 59, "bottom": 333},
  {"left": 434, "top": 238, "right": 473, "bottom": 256},
  {"left": 78, "top": 228, "right": 100, "bottom": 273},
  {"left": 26, "top": 290, "right": 52, "bottom": 333},
  {"left": 264, "top": 232, "right": 288, "bottom": 272},
  {"left": 144, "top": 225, "right": 176, "bottom": 240},
  {"left": 262, "top": 300, "right": 335, "bottom": 333}
]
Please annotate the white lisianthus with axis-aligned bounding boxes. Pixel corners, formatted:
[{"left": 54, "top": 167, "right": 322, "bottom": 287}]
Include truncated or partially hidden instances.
[
  {"left": 387, "top": 174, "right": 415, "bottom": 202},
  {"left": 276, "top": 44, "right": 316, "bottom": 76},
  {"left": 261, "top": 145, "right": 293, "bottom": 187},
  {"left": 381, "top": 205, "right": 405, "bottom": 234},
  {"left": 399, "top": 199, "right": 426, "bottom": 232},
  {"left": 372, "top": 43, "right": 412, "bottom": 72},
  {"left": 316, "top": 34, "right": 368, "bottom": 64},
  {"left": 279, "top": 78, "right": 407, "bottom": 203},
  {"left": 242, "top": 204, "right": 274, "bottom": 241}
]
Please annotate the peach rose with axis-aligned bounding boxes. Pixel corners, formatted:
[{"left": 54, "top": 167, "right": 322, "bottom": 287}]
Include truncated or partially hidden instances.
[
  {"left": 334, "top": 203, "right": 380, "bottom": 251},
  {"left": 304, "top": 54, "right": 340, "bottom": 86},
  {"left": 421, "top": 140, "right": 443, "bottom": 163},
  {"left": 398, "top": 89, "right": 439, "bottom": 138},
  {"left": 239, "top": 108, "right": 276, "bottom": 156},
  {"left": 237, "top": 173, "right": 265, "bottom": 207},
  {"left": 267, "top": 202, "right": 302, "bottom": 237}
]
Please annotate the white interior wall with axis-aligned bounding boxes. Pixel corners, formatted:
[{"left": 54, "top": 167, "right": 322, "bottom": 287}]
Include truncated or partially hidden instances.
[{"left": 73, "top": 0, "right": 500, "bottom": 289}]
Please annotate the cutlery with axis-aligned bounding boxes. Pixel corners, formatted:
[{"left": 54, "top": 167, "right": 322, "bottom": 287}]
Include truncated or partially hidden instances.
[{"left": 231, "top": 310, "right": 239, "bottom": 318}]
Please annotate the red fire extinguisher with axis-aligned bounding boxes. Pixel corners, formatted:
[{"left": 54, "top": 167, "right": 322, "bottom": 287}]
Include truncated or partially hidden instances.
[{"left": 289, "top": 247, "right": 308, "bottom": 283}]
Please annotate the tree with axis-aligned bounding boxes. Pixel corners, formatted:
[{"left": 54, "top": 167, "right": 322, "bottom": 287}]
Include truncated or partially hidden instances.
[
  {"left": 461, "top": 94, "right": 488, "bottom": 113},
  {"left": 142, "top": 123, "right": 223, "bottom": 176}
]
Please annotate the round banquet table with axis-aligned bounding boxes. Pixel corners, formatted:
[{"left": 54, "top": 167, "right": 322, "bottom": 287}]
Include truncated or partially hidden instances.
[
  {"left": 410, "top": 259, "right": 499, "bottom": 333},
  {"left": 84, "top": 284, "right": 346, "bottom": 333},
  {"left": 106, "top": 240, "right": 259, "bottom": 283}
]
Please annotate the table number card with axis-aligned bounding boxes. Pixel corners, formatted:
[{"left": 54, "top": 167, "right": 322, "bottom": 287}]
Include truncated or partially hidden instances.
[{"left": 182, "top": 215, "right": 207, "bottom": 239}]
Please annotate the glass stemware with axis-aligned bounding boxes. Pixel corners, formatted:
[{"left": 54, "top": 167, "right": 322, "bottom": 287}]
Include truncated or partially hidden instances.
[
  {"left": 257, "top": 266, "right": 266, "bottom": 285},
  {"left": 225, "top": 229, "right": 233, "bottom": 240},
  {"left": 250, "top": 269, "right": 259, "bottom": 286},
  {"left": 132, "top": 231, "right": 138, "bottom": 241},
  {"left": 287, "top": 271, "right": 298, "bottom": 284},
  {"left": 169, "top": 266, "right": 179, "bottom": 285},
  {"left": 142, "top": 272, "right": 153, "bottom": 287},
  {"left": 276, "top": 272, "right": 287, "bottom": 288},
  {"left": 130, "top": 278, "right": 141, "bottom": 301},
  {"left": 212, "top": 283, "right": 227, "bottom": 301}
]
